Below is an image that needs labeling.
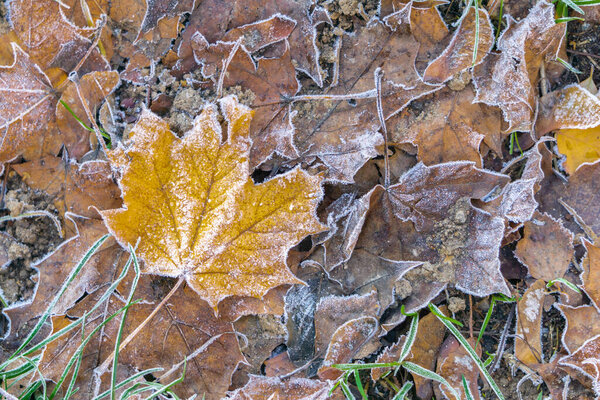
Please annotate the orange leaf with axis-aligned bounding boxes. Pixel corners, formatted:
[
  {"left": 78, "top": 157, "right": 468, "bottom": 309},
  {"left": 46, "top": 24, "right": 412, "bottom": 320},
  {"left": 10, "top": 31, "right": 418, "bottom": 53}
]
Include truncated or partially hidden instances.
[
  {"left": 101, "top": 96, "right": 325, "bottom": 309},
  {"left": 556, "top": 126, "right": 600, "bottom": 174}
]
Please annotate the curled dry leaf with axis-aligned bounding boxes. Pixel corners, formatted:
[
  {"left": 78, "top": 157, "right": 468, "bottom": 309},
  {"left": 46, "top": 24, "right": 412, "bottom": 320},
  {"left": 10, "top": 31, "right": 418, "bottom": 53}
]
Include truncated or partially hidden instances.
[
  {"left": 101, "top": 96, "right": 325, "bottom": 309},
  {"left": 473, "top": 0, "right": 565, "bottom": 132},
  {"left": 56, "top": 71, "right": 120, "bottom": 159},
  {"left": 226, "top": 375, "right": 337, "bottom": 400},
  {"left": 423, "top": 6, "right": 494, "bottom": 84},
  {"left": 388, "top": 86, "right": 505, "bottom": 166},
  {"left": 515, "top": 212, "right": 573, "bottom": 282},
  {"left": 515, "top": 279, "right": 547, "bottom": 367}
]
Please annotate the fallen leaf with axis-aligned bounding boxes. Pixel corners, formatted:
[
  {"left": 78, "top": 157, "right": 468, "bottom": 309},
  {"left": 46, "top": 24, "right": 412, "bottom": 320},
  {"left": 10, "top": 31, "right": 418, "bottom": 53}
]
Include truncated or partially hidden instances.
[
  {"left": 8, "top": 0, "right": 103, "bottom": 71},
  {"left": 556, "top": 304, "right": 600, "bottom": 354},
  {"left": 56, "top": 71, "right": 120, "bottom": 159},
  {"left": 423, "top": 6, "right": 494, "bottom": 84},
  {"left": 562, "top": 161, "right": 600, "bottom": 238},
  {"left": 101, "top": 96, "right": 325, "bottom": 309},
  {"left": 473, "top": 0, "right": 565, "bottom": 132},
  {"left": 191, "top": 35, "right": 300, "bottom": 166},
  {"left": 515, "top": 212, "right": 573, "bottom": 282},
  {"left": 291, "top": 19, "right": 438, "bottom": 182},
  {"left": 0, "top": 44, "right": 61, "bottom": 166},
  {"left": 40, "top": 274, "right": 245, "bottom": 400},
  {"left": 175, "top": 0, "right": 327, "bottom": 86},
  {"left": 559, "top": 334, "right": 600, "bottom": 389},
  {"left": 226, "top": 375, "right": 336, "bottom": 400},
  {"left": 556, "top": 127, "right": 600, "bottom": 174},
  {"left": 435, "top": 336, "right": 481, "bottom": 400},
  {"left": 388, "top": 85, "right": 505, "bottom": 166},
  {"left": 515, "top": 279, "right": 547, "bottom": 367},
  {"left": 2, "top": 218, "right": 126, "bottom": 351},
  {"left": 13, "top": 157, "right": 121, "bottom": 232},
  {"left": 233, "top": 315, "right": 287, "bottom": 376},
  {"left": 537, "top": 85, "right": 600, "bottom": 137},
  {"left": 317, "top": 316, "right": 379, "bottom": 380}
]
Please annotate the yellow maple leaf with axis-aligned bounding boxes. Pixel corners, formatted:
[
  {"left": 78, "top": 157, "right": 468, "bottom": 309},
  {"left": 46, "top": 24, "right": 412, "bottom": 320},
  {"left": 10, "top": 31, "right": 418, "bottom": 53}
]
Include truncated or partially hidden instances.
[
  {"left": 101, "top": 96, "right": 325, "bottom": 309},
  {"left": 557, "top": 127, "right": 600, "bottom": 174}
]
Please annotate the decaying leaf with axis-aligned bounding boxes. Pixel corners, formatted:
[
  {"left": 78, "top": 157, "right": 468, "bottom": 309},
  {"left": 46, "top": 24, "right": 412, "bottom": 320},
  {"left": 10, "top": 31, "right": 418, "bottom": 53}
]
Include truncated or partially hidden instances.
[
  {"left": 388, "top": 86, "right": 505, "bottom": 166},
  {"left": 101, "top": 96, "right": 325, "bottom": 309},
  {"left": 515, "top": 212, "right": 573, "bottom": 282},
  {"left": 515, "top": 279, "right": 547, "bottom": 367}
]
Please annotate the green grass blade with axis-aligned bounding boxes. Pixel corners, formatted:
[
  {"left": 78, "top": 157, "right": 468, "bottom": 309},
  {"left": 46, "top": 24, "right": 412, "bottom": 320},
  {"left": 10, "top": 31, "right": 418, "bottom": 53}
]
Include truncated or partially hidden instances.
[
  {"left": 429, "top": 303, "right": 505, "bottom": 400},
  {"left": 353, "top": 370, "right": 367, "bottom": 400},
  {"left": 18, "top": 380, "right": 42, "bottom": 400},
  {"left": 63, "top": 316, "right": 87, "bottom": 400},
  {"left": 140, "top": 360, "right": 186, "bottom": 400},
  {"left": 477, "top": 296, "right": 497, "bottom": 349},
  {"left": 5, "top": 234, "right": 109, "bottom": 364},
  {"left": 463, "top": 375, "right": 475, "bottom": 400},
  {"left": 339, "top": 379, "right": 356, "bottom": 400},
  {"left": 391, "top": 382, "right": 413, "bottom": 400},
  {"left": 561, "top": 0, "right": 585, "bottom": 13},
  {"left": 557, "top": 57, "right": 582, "bottom": 74},
  {"left": 111, "top": 246, "right": 141, "bottom": 400},
  {"left": 0, "top": 357, "right": 38, "bottom": 379},
  {"left": 547, "top": 278, "right": 582, "bottom": 293},
  {"left": 17, "top": 254, "right": 133, "bottom": 360},
  {"left": 401, "top": 362, "right": 459, "bottom": 399},
  {"left": 334, "top": 362, "right": 402, "bottom": 371},
  {"left": 91, "top": 368, "right": 163, "bottom": 400},
  {"left": 399, "top": 314, "right": 419, "bottom": 363}
]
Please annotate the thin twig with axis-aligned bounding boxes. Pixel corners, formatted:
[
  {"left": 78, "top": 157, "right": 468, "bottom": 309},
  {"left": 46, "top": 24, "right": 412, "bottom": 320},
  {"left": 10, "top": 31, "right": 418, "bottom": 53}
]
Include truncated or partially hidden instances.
[
  {"left": 567, "top": 48, "right": 600, "bottom": 60},
  {"left": 374, "top": 68, "right": 390, "bottom": 189},
  {"left": 97, "top": 277, "right": 185, "bottom": 373},
  {"left": 489, "top": 303, "right": 515, "bottom": 373}
]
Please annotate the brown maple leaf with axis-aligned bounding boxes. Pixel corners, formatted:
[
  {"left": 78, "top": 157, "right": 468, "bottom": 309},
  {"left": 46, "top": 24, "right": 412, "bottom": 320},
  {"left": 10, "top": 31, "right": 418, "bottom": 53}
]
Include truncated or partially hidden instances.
[{"left": 101, "top": 96, "right": 325, "bottom": 309}]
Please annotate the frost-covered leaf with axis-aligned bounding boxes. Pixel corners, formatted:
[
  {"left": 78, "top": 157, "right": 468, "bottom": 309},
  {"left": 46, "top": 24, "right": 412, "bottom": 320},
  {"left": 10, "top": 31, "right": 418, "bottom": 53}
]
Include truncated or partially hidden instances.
[
  {"left": 40, "top": 274, "right": 244, "bottom": 400},
  {"left": 8, "top": 0, "right": 102, "bottom": 71},
  {"left": 388, "top": 86, "right": 505, "bottom": 166},
  {"left": 537, "top": 85, "right": 600, "bottom": 136},
  {"left": 473, "top": 0, "right": 565, "bottom": 132},
  {"left": 101, "top": 97, "right": 325, "bottom": 309},
  {"left": 2, "top": 218, "right": 125, "bottom": 350},
  {"left": 0, "top": 44, "right": 61, "bottom": 167},
  {"left": 515, "top": 212, "right": 573, "bottom": 282},
  {"left": 559, "top": 334, "right": 600, "bottom": 389},
  {"left": 175, "top": 0, "right": 328, "bottom": 86},
  {"left": 56, "top": 71, "right": 120, "bottom": 159},
  {"left": 562, "top": 161, "right": 600, "bottom": 237},
  {"left": 13, "top": 157, "right": 121, "bottom": 235},
  {"left": 191, "top": 35, "right": 300, "bottom": 166},
  {"left": 515, "top": 279, "right": 547, "bottom": 367},
  {"left": 317, "top": 316, "right": 379, "bottom": 380},
  {"left": 423, "top": 6, "right": 493, "bottom": 84},
  {"left": 292, "top": 19, "right": 438, "bottom": 182},
  {"left": 556, "top": 304, "right": 600, "bottom": 354}
]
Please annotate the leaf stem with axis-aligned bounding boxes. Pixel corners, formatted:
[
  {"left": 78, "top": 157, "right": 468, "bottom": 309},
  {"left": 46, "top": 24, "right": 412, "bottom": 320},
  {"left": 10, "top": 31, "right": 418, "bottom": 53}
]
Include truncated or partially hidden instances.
[{"left": 374, "top": 68, "right": 390, "bottom": 189}]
